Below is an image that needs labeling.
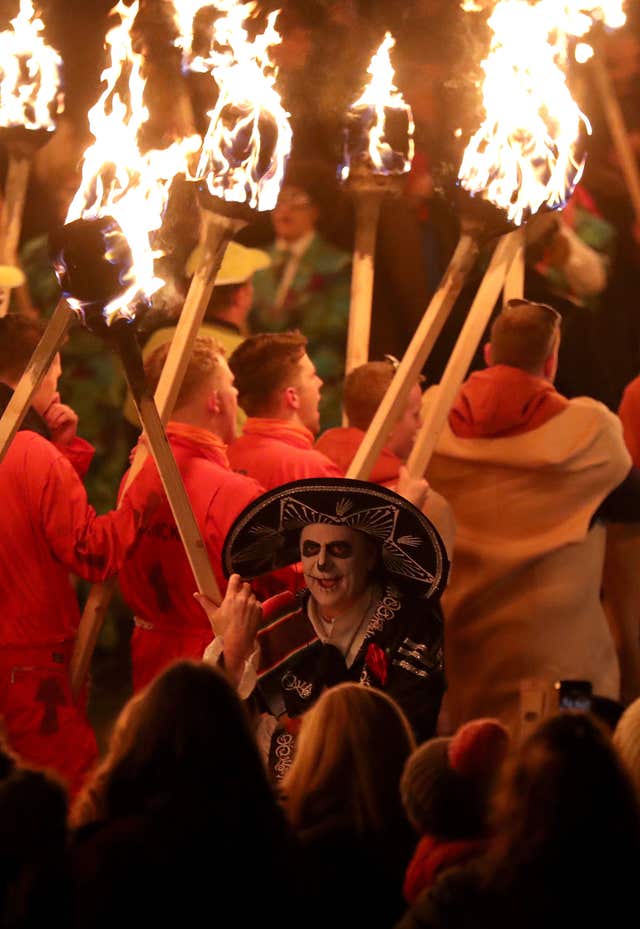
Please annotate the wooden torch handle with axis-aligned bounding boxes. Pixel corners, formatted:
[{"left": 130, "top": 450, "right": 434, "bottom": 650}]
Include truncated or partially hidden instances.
[
  {"left": 0, "top": 299, "right": 73, "bottom": 464},
  {"left": 347, "top": 232, "right": 480, "bottom": 480},
  {"left": 70, "top": 213, "right": 243, "bottom": 698},
  {"left": 344, "top": 189, "right": 385, "bottom": 375},
  {"left": 406, "top": 230, "right": 522, "bottom": 478}
]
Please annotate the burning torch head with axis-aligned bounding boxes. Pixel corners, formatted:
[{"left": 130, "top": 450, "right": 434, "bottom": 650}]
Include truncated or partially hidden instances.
[
  {"left": 49, "top": 215, "right": 136, "bottom": 333},
  {"left": 344, "top": 104, "right": 413, "bottom": 180}
]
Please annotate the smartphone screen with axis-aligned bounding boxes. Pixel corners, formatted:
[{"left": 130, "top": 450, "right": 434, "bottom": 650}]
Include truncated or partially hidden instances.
[{"left": 555, "top": 679, "right": 593, "bottom": 711}]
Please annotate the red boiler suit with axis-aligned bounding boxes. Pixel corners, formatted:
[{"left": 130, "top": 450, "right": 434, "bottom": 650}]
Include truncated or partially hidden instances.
[
  {"left": 118, "top": 423, "right": 266, "bottom": 692},
  {"left": 228, "top": 418, "right": 344, "bottom": 489},
  {"left": 0, "top": 429, "right": 147, "bottom": 795}
]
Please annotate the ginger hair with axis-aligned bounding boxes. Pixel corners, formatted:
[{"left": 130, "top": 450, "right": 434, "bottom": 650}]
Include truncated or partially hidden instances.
[{"left": 489, "top": 299, "right": 561, "bottom": 374}]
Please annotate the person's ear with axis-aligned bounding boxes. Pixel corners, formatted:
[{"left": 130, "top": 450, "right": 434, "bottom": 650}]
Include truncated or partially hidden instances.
[
  {"left": 206, "top": 390, "right": 221, "bottom": 414},
  {"left": 283, "top": 385, "right": 299, "bottom": 410},
  {"left": 483, "top": 342, "right": 493, "bottom": 367}
]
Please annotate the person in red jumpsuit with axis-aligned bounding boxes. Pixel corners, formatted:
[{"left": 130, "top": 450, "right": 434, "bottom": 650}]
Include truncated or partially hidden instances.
[
  {"left": 227, "top": 331, "right": 344, "bottom": 488},
  {"left": 0, "top": 315, "right": 154, "bottom": 795},
  {"left": 118, "top": 335, "right": 270, "bottom": 693}
]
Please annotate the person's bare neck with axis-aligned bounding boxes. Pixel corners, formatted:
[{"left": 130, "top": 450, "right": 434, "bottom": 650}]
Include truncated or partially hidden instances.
[{"left": 170, "top": 407, "right": 219, "bottom": 436}]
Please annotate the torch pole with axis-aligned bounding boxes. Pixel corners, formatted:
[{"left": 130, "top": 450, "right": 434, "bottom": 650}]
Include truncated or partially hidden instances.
[
  {"left": 405, "top": 229, "right": 522, "bottom": 478},
  {"left": 502, "top": 226, "right": 526, "bottom": 304},
  {"left": 0, "top": 154, "right": 32, "bottom": 316},
  {"left": 0, "top": 298, "right": 72, "bottom": 463},
  {"left": 345, "top": 187, "right": 385, "bottom": 375},
  {"left": 113, "top": 321, "right": 223, "bottom": 601},
  {"left": 70, "top": 211, "right": 245, "bottom": 698},
  {"left": 591, "top": 56, "right": 640, "bottom": 227},
  {"left": 347, "top": 232, "right": 480, "bottom": 480}
]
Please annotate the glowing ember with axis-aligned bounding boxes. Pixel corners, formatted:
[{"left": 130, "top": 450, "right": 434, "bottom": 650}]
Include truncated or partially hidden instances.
[
  {"left": 191, "top": 1, "right": 292, "bottom": 212},
  {"left": 341, "top": 32, "right": 415, "bottom": 180},
  {"left": 0, "top": 0, "right": 63, "bottom": 131},
  {"left": 65, "top": 0, "right": 200, "bottom": 324}
]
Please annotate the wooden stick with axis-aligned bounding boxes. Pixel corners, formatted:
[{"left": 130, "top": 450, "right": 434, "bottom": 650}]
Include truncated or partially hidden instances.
[
  {"left": 345, "top": 188, "right": 385, "bottom": 374},
  {"left": 502, "top": 226, "right": 526, "bottom": 304},
  {"left": 0, "top": 155, "right": 31, "bottom": 317},
  {"left": 406, "top": 230, "right": 522, "bottom": 478},
  {"left": 70, "top": 212, "right": 244, "bottom": 698},
  {"left": 129, "top": 384, "right": 223, "bottom": 611},
  {"left": 591, "top": 55, "right": 640, "bottom": 226},
  {"left": 347, "top": 232, "right": 480, "bottom": 480},
  {"left": 112, "top": 322, "right": 223, "bottom": 607},
  {"left": 0, "top": 298, "right": 72, "bottom": 463}
]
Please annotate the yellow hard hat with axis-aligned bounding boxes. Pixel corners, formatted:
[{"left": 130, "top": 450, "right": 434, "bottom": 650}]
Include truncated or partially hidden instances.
[
  {"left": 0, "top": 265, "right": 25, "bottom": 288},
  {"left": 186, "top": 241, "right": 270, "bottom": 284}
]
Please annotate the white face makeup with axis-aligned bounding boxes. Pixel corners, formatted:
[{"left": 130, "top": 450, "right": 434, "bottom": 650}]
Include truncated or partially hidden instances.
[{"left": 300, "top": 523, "right": 376, "bottom": 619}]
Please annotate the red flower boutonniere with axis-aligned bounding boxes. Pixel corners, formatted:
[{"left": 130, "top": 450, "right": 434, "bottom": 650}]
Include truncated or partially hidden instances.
[
  {"left": 365, "top": 643, "right": 388, "bottom": 686},
  {"left": 308, "top": 272, "right": 325, "bottom": 292}
]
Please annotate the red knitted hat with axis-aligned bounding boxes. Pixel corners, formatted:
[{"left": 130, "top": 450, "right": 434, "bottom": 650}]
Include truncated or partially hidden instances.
[{"left": 448, "top": 718, "right": 510, "bottom": 779}]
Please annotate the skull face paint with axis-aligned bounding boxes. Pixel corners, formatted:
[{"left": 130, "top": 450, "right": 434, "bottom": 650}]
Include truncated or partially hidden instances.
[{"left": 300, "top": 523, "right": 376, "bottom": 618}]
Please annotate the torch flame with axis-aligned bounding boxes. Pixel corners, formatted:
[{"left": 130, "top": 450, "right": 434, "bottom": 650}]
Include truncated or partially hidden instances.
[
  {"left": 170, "top": 0, "right": 208, "bottom": 62},
  {"left": 190, "top": 1, "right": 292, "bottom": 212},
  {"left": 0, "top": 0, "right": 63, "bottom": 131},
  {"left": 459, "top": 0, "right": 627, "bottom": 225},
  {"left": 342, "top": 31, "right": 415, "bottom": 180},
  {"left": 66, "top": 0, "right": 200, "bottom": 324}
]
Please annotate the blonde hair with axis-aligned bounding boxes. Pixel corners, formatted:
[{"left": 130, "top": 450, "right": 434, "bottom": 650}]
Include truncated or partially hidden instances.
[
  {"left": 282, "top": 683, "right": 416, "bottom": 836},
  {"left": 144, "top": 336, "right": 224, "bottom": 410}
]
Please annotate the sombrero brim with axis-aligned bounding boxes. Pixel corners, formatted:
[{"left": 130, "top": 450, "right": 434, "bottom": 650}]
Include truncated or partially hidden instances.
[{"left": 223, "top": 478, "right": 449, "bottom": 600}]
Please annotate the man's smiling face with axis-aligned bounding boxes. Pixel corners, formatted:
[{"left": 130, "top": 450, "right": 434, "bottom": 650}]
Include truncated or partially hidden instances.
[{"left": 300, "top": 524, "right": 376, "bottom": 619}]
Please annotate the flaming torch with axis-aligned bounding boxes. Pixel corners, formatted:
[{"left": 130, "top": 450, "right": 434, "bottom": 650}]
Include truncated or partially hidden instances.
[
  {"left": 349, "top": 0, "right": 595, "bottom": 481},
  {"left": 70, "top": 0, "right": 293, "bottom": 696},
  {"left": 0, "top": 0, "right": 221, "bottom": 688},
  {"left": 341, "top": 32, "right": 414, "bottom": 375},
  {"left": 138, "top": 0, "right": 293, "bottom": 439},
  {"left": 0, "top": 0, "right": 63, "bottom": 313}
]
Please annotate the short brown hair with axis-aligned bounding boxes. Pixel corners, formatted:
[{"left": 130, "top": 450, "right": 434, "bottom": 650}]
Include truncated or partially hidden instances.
[
  {"left": 0, "top": 315, "right": 45, "bottom": 382},
  {"left": 229, "top": 331, "right": 307, "bottom": 416},
  {"left": 144, "top": 336, "right": 224, "bottom": 410},
  {"left": 490, "top": 299, "right": 561, "bottom": 374}
]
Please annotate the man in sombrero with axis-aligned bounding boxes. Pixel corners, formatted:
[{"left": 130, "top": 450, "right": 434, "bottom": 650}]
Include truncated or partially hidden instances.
[{"left": 200, "top": 477, "right": 449, "bottom": 777}]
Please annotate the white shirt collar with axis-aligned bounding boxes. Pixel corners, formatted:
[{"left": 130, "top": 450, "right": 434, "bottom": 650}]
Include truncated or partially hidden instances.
[
  {"left": 308, "top": 584, "right": 380, "bottom": 668},
  {"left": 274, "top": 230, "right": 316, "bottom": 259}
]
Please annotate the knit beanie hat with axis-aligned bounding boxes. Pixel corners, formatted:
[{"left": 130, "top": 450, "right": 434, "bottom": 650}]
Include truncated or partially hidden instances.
[
  {"left": 400, "top": 718, "right": 510, "bottom": 839},
  {"left": 613, "top": 697, "right": 640, "bottom": 803}
]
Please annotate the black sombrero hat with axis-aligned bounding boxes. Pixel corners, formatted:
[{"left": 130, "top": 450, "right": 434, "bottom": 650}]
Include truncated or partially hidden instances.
[{"left": 222, "top": 478, "right": 449, "bottom": 600}]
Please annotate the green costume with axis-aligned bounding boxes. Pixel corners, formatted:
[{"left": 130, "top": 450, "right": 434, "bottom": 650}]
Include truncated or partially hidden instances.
[{"left": 249, "top": 233, "right": 351, "bottom": 431}]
